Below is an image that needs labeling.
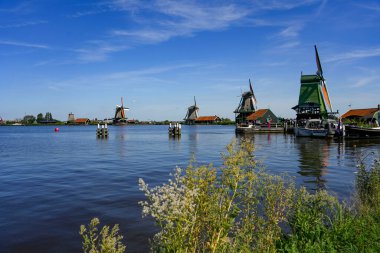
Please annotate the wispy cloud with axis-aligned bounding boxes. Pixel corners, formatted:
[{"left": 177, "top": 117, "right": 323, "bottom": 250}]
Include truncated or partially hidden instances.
[
  {"left": 45, "top": 62, "right": 201, "bottom": 91},
  {"left": 253, "top": 0, "right": 319, "bottom": 10},
  {"left": 74, "top": 40, "right": 129, "bottom": 62},
  {"left": 278, "top": 24, "right": 304, "bottom": 38},
  {"left": 0, "top": 40, "right": 49, "bottom": 49},
  {"left": 349, "top": 75, "right": 380, "bottom": 88},
  {"left": 111, "top": 1, "right": 249, "bottom": 44},
  {"left": 0, "top": 2, "right": 33, "bottom": 14},
  {"left": 355, "top": 2, "right": 380, "bottom": 12},
  {"left": 326, "top": 47, "right": 380, "bottom": 62},
  {"left": 0, "top": 20, "right": 47, "bottom": 29}
]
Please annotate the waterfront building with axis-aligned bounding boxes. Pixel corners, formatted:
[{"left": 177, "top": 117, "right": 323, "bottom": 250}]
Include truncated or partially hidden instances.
[
  {"left": 341, "top": 105, "right": 380, "bottom": 124},
  {"left": 194, "top": 116, "right": 221, "bottom": 124},
  {"left": 246, "top": 109, "right": 279, "bottom": 125},
  {"left": 75, "top": 118, "right": 90, "bottom": 125}
]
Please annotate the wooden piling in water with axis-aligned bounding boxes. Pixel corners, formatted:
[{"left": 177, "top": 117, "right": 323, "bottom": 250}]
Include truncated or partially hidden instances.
[
  {"left": 168, "top": 123, "right": 181, "bottom": 136},
  {"left": 96, "top": 123, "right": 109, "bottom": 138}
]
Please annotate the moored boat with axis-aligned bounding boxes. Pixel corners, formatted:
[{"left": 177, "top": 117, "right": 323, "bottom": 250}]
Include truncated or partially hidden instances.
[
  {"left": 294, "top": 119, "right": 337, "bottom": 137},
  {"left": 345, "top": 125, "right": 380, "bottom": 138}
]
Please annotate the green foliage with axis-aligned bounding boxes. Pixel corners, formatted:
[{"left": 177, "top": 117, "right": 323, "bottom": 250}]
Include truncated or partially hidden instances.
[
  {"left": 81, "top": 142, "right": 380, "bottom": 253},
  {"left": 139, "top": 139, "right": 295, "bottom": 252},
  {"left": 80, "top": 218, "right": 126, "bottom": 253},
  {"left": 22, "top": 115, "right": 36, "bottom": 124},
  {"left": 37, "top": 113, "right": 44, "bottom": 123},
  {"left": 139, "top": 141, "right": 380, "bottom": 253},
  {"left": 279, "top": 155, "right": 380, "bottom": 252}
]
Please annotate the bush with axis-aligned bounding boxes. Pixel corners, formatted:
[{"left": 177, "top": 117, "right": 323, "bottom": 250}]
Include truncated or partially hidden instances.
[{"left": 79, "top": 218, "right": 126, "bottom": 253}]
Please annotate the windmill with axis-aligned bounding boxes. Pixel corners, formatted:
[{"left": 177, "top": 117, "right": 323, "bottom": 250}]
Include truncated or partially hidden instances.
[
  {"left": 184, "top": 96, "right": 199, "bottom": 124},
  {"left": 113, "top": 97, "right": 129, "bottom": 125},
  {"left": 234, "top": 79, "right": 257, "bottom": 124},
  {"left": 292, "top": 45, "right": 336, "bottom": 122}
]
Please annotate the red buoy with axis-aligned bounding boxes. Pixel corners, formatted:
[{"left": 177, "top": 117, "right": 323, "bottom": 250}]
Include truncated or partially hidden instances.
[{"left": 54, "top": 128, "right": 59, "bottom": 132}]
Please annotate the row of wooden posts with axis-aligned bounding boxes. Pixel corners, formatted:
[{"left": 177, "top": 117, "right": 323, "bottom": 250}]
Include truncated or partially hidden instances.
[{"left": 95, "top": 122, "right": 181, "bottom": 138}]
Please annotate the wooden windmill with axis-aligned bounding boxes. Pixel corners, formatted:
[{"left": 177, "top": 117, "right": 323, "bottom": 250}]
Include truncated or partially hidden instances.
[
  {"left": 292, "top": 45, "right": 336, "bottom": 122},
  {"left": 113, "top": 97, "right": 129, "bottom": 125},
  {"left": 234, "top": 79, "right": 257, "bottom": 124},
  {"left": 184, "top": 96, "right": 199, "bottom": 124}
]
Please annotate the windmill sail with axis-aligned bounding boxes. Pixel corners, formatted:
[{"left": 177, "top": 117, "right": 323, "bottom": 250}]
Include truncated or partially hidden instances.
[
  {"left": 315, "top": 45, "right": 323, "bottom": 77},
  {"left": 249, "top": 79, "right": 257, "bottom": 108},
  {"left": 315, "top": 45, "right": 333, "bottom": 113}
]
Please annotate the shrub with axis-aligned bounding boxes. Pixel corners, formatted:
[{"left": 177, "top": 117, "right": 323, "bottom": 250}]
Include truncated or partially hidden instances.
[{"left": 79, "top": 218, "right": 126, "bottom": 253}]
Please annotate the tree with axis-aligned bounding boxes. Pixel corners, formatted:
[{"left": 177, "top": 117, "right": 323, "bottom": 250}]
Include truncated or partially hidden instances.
[
  {"left": 23, "top": 115, "right": 36, "bottom": 125},
  {"left": 37, "top": 113, "right": 44, "bottom": 123},
  {"left": 45, "top": 112, "right": 53, "bottom": 121}
]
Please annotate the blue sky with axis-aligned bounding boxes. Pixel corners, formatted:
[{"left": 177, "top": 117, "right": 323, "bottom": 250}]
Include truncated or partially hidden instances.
[{"left": 1, "top": 0, "right": 380, "bottom": 121}]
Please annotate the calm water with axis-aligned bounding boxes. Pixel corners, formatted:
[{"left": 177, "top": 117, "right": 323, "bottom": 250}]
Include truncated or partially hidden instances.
[{"left": 0, "top": 125, "right": 379, "bottom": 253}]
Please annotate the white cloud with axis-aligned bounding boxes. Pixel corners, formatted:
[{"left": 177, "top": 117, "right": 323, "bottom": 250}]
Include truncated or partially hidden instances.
[
  {"left": 74, "top": 41, "right": 129, "bottom": 62},
  {"left": 253, "top": 0, "right": 320, "bottom": 10},
  {"left": 0, "top": 40, "right": 49, "bottom": 49},
  {"left": 326, "top": 47, "right": 380, "bottom": 62},
  {"left": 111, "top": 1, "right": 249, "bottom": 44},
  {"left": 0, "top": 20, "right": 47, "bottom": 29}
]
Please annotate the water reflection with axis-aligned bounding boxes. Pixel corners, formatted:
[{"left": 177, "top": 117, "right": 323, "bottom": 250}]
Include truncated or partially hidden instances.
[{"left": 294, "top": 138, "right": 332, "bottom": 191}]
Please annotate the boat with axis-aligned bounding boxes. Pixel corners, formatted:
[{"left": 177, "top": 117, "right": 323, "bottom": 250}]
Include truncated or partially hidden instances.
[
  {"left": 345, "top": 125, "right": 380, "bottom": 138},
  {"left": 292, "top": 45, "right": 340, "bottom": 137},
  {"left": 294, "top": 118, "right": 337, "bottom": 137},
  {"left": 113, "top": 97, "right": 129, "bottom": 125},
  {"left": 235, "top": 122, "right": 284, "bottom": 133}
]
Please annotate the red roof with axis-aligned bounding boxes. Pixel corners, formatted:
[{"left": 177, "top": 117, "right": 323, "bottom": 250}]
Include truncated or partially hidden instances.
[
  {"left": 341, "top": 108, "right": 379, "bottom": 119},
  {"left": 246, "top": 109, "right": 268, "bottom": 121},
  {"left": 195, "top": 116, "right": 220, "bottom": 121},
  {"left": 75, "top": 118, "right": 90, "bottom": 123}
]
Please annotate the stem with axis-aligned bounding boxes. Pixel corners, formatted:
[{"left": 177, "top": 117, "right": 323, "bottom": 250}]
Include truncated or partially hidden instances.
[{"left": 211, "top": 180, "right": 239, "bottom": 253}]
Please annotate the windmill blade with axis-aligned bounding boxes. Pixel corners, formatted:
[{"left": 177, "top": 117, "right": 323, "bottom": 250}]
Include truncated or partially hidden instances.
[
  {"left": 315, "top": 45, "right": 323, "bottom": 77},
  {"left": 249, "top": 79, "right": 257, "bottom": 106},
  {"left": 121, "top": 97, "right": 124, "bottom": 107},
  {"left": 194, "top": 96, "right": 197, "bottom": 107},
  {"left": 249, "top": 79, "right": 253, "bottom": 94}
]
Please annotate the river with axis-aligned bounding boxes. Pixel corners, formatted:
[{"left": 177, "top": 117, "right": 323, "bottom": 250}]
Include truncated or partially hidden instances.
[{"left": 0, "top": 125, "right": 379, "bottom": 252}]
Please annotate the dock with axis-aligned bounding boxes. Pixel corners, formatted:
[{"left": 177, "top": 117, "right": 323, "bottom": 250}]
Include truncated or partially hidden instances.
[{"left": 235, "top": 124, "right": 284, "bottom": 134}]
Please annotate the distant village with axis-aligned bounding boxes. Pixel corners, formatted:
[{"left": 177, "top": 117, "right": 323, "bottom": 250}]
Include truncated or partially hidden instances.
[{"left": 0, "top": 98, "right": 235, "bottom": 126}]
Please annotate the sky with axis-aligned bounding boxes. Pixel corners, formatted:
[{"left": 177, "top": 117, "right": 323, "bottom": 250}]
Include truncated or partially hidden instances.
[{"left": 1, "top": 0, "right": 380, "bottom": 121}]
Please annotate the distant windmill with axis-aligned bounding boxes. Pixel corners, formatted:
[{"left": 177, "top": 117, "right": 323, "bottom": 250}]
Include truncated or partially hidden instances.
[
  {"left": 113, "top": 97, "right": 129, "bottom": 125},
  {"left": 184, "top": 96, "right": 199, "bottom": 124},
  {"left": 234, "top": 79, "right": 257, "bottom": 124}
]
